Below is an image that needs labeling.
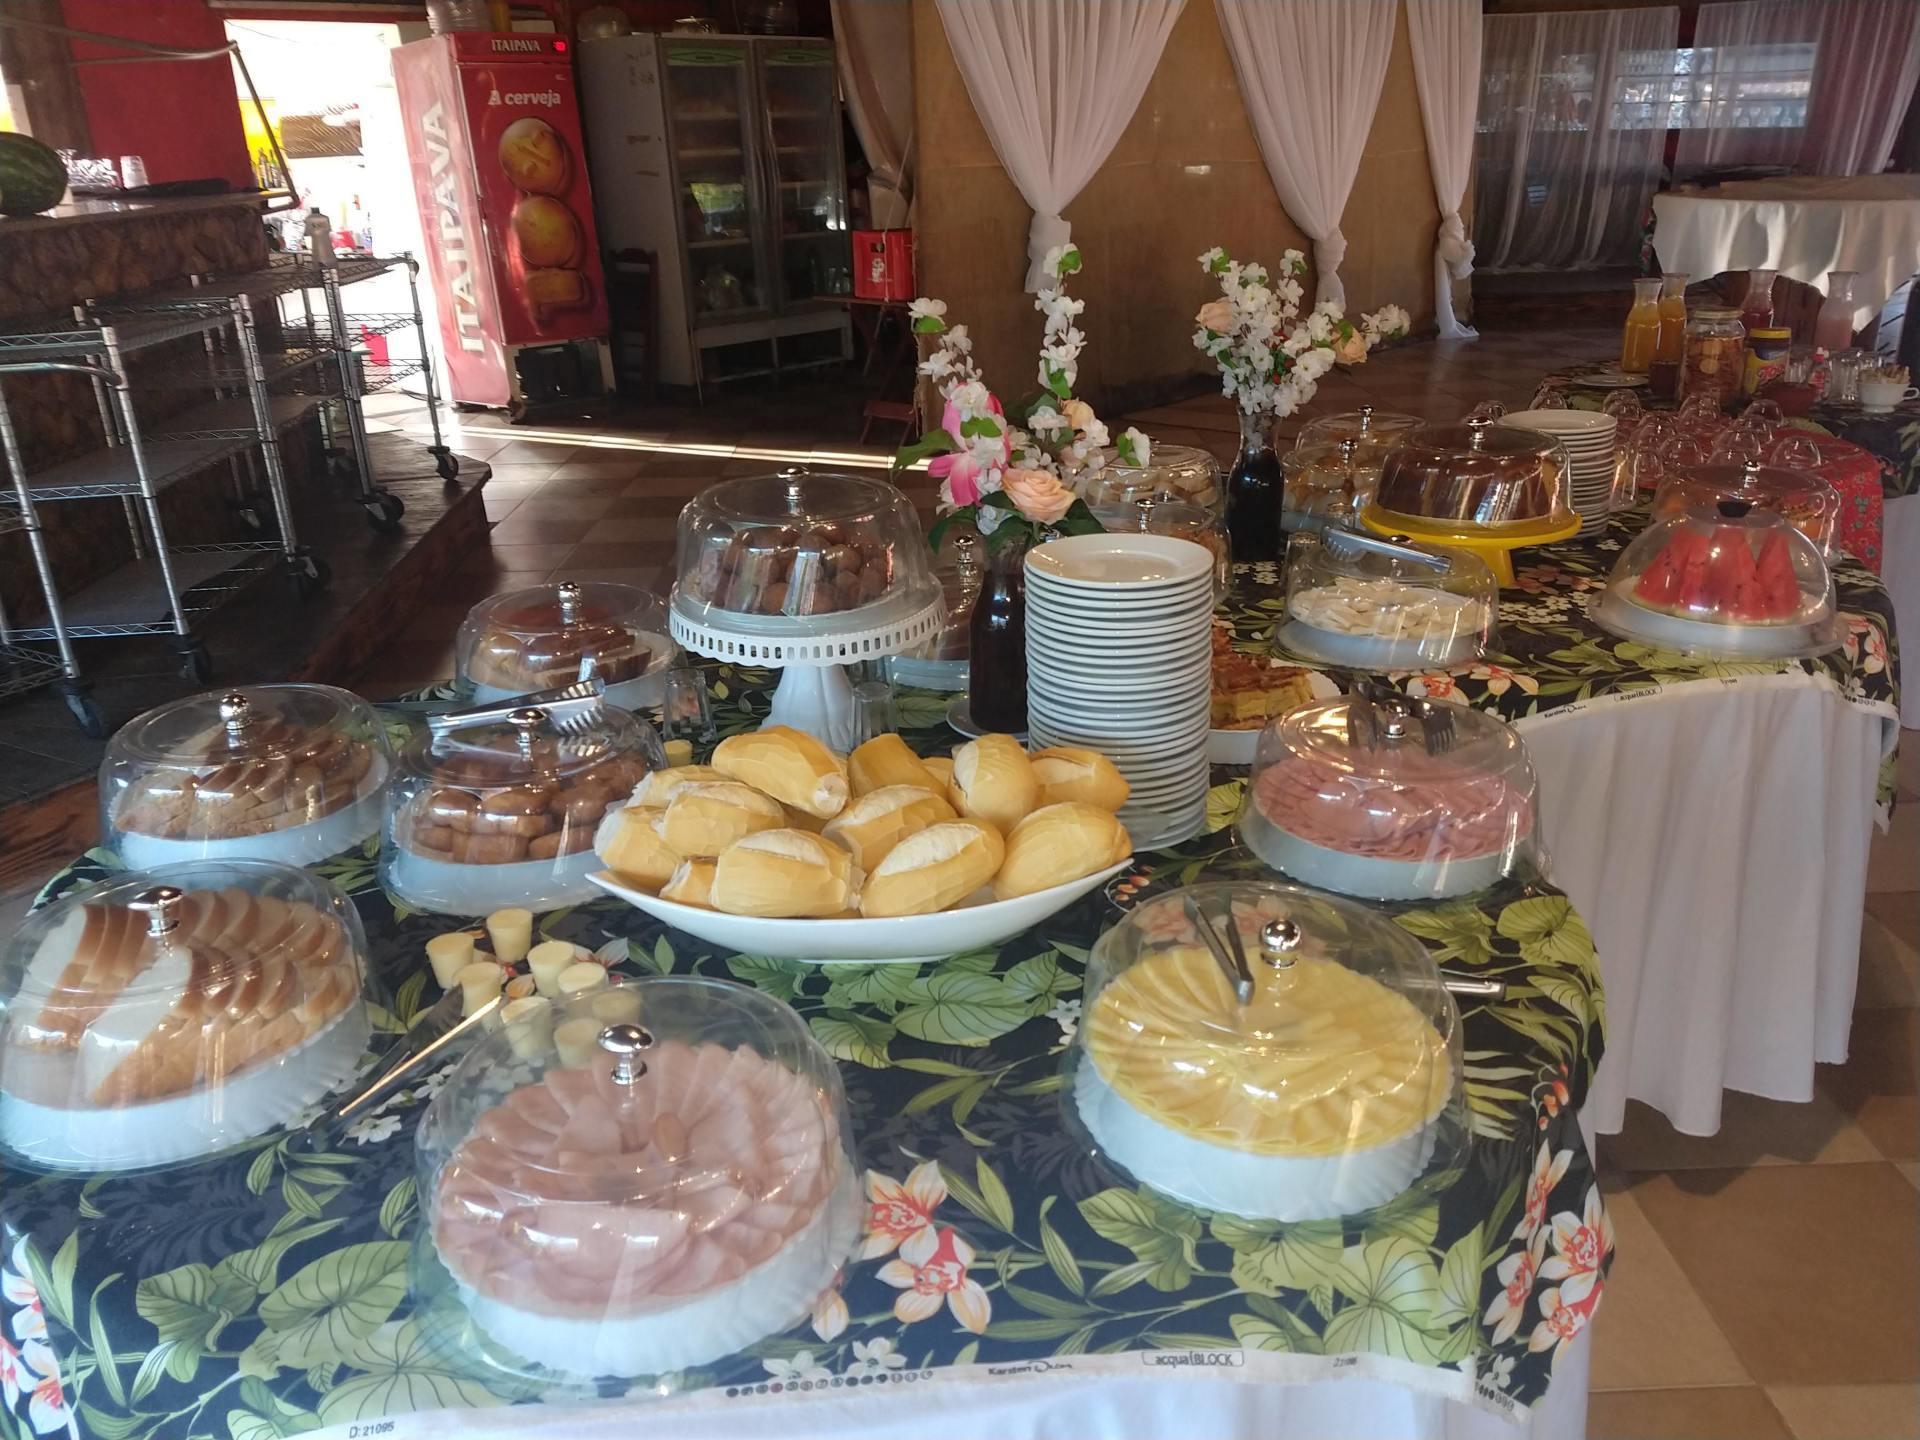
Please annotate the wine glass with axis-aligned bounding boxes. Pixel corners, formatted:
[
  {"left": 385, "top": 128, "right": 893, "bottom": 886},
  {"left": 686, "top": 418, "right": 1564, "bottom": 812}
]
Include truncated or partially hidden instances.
[{"left": 1770, "top": 431, "right": 1823, "bottom": 471}]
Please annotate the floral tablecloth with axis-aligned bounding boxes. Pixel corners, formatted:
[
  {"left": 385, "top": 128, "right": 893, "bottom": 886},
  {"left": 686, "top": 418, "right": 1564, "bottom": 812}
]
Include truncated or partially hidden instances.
[
  {"left": 1805, "top": 400, "right": 1920, "bottom": 502},
  {"left": 0, "top": 666, "right": 1611, "bottom": 1440},
  {"left": 1259, "top": 507, "right": 1900, "bottom": 807}
]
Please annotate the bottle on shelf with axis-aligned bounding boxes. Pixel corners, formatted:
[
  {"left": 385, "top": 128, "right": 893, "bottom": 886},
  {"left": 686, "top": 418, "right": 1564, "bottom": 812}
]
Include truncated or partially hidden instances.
[
  {"left": 304, "top": 207, "right": 337, "bottom": 269},
  {"left": 1620, "top": 277, "right": 1661, "bottom": 374}
]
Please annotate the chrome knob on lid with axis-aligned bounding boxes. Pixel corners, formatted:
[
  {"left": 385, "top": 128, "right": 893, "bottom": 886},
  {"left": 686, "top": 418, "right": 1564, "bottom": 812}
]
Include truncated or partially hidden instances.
[
  {"left": 952, "top": 531, "right": 980, "bottom": 581},
  {"left": 555, "top": 580, "right": 583, "bottom": 625},
  {"left": 508, "top": 706, "right": 545, "bottom": 761},
  {"left": 1133, "top": 495, "right": 1158, "bottom": 532},
  {"left": 128, "top": 885, "right": 185, "bottom": 939},
  {"left": 1260, "top": 918, "right": 1301, "bottom": 971},
  {"left": 1466, "top": 416, "right": 1492, "bottom": 450},
  {"left": 779, "top": 467, "right": 807, "bottom": 512},
  {"left": 1357, "top": 403, "right": 1375, "bottom": 432},
  {"left": 218, "top": 691, "right": 251, "bottom": 742},
  {"left": 599, "top": 1022, "right": 656, "bottom": 1085}
]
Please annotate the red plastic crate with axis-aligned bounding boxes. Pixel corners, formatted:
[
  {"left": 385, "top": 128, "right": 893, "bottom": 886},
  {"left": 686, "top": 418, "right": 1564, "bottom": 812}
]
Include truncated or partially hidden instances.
[{"left": 853, "top": 229, "right": 915, "bottom": 302}]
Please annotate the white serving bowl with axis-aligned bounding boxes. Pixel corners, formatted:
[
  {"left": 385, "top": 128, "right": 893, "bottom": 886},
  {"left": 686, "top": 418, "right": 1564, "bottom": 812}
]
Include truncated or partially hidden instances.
[{"left": 588, "top": 859, "right": 1134, "bottom": 964}]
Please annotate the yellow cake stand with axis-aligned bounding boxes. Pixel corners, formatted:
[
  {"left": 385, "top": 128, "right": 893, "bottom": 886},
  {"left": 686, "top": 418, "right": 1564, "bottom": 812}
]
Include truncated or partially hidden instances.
[{"left": 1360, "top": 506, "right": 1582, "bottom": 586}]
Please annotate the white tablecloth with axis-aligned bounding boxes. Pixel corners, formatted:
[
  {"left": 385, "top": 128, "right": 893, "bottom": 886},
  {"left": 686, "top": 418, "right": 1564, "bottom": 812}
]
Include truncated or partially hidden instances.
[
  {"left": 1518, "top": 675, "right": 1897, "bottom": 1135},
  {"left": 1883, "top": 494, "right": 1920, "bottom": 728},
  {"left": 305, "top": 1331, "right": 1593, "bottom": 1440},
  {"left": 1652, "top": 174, "right": 1920, "bottom": 329}
]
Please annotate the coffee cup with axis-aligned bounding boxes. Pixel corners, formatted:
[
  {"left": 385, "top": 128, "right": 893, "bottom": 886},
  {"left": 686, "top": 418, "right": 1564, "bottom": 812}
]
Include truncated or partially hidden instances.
[{"left": 1858, "top": 378, "right": 1918, "bottom": 413}]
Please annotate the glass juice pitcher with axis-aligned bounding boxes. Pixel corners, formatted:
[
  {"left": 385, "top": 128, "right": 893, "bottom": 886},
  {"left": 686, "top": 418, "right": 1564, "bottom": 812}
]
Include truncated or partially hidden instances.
[
  {"left": 1814, "top": 271, "right": 1858, "bottom": 352},
  {"left": 1621, "top": 277, "right": 1661, "bottom": 373},
  {"left": 1740, "top": 268, "right": 1776, "bottom": 332}
]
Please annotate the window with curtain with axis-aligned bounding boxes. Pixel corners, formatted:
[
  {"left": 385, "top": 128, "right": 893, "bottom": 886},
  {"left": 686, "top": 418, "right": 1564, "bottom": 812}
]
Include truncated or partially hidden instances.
[{"left": 1474, "top": 7, "right": 1681, "bottom": 272}]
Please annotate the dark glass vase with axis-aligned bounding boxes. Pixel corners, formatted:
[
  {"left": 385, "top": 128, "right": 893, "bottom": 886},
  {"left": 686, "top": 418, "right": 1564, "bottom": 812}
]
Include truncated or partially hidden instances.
[
  {"left": 1226, "top": 407, "right": 1284, "bottom": 561},
  {"left": 968, "top": 528, "right": 1030, "bottom": 733}
]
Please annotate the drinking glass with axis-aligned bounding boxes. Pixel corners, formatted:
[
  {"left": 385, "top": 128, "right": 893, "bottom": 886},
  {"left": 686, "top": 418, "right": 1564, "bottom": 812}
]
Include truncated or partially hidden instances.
[
  {"left": 1466, "top": 399, "right": 1508, "bottom": 422},
  {"left": 1529, "top": 384, "right": 1568, "bottom": 410},
  {"left": 1710, "top": 429, "right": 1763, "bottom": 464},
  {"left": 1770, "top": 432, "right": 1823, "bottom": 471},
  {"left": 660, "top": 667, "right": 715, "bottom": 746},
  {"left": 849, "top": 680, "right": 898, "bottom": 748},
  {"left": 1745, "top": 397, "right": 1784, "bottom": 427}
]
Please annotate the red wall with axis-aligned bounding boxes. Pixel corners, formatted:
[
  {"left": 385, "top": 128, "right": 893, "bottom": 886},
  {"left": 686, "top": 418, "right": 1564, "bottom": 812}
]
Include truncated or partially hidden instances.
[{"left": 62, "top": 0, "right": 255, "bottom": 188}]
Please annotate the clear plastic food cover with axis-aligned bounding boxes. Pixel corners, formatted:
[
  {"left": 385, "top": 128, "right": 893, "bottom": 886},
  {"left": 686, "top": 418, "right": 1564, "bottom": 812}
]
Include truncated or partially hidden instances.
[
  {"left": 412, "top": 977, "right": 859, "bottom": 1384},
  {"left": 674, "top": 470, "right": 940, "bottom": 631},
  {"left": 1369, "top": 420, "right": 1575, "bottom": 531},
  {"left": 0, "top": 859, "right": 370, "bottom": 1171},
  {"left": 1090, "top": 495, "right": 1230, "bottom": 599},
  {"left": 1651, "top": 459, "right": 1841, "bottom": 556},
  {"left": 1238, "top": 695, "right": 1538, "bottom": 901},
  {"left": 890, "top": 531, "right": 982, "bottom": 691},
  {"left": 382, "top": 705, "right": 666, "bottom": 915},
  {"left": 1068, "top": 881, "right": 1465, "bottom": 1222},
  {"left": 1275, "top": 529, "right": 1496, "bottom": 669},
  {"left": 458, "top": 581, "right": 678, "bottom": 709},
  {"left": 1282, "top": 440, "right": 1385, "bottom": 534},
  {"left": 1296, "top": 406, "right": 1423, "bottom": 465},
  {"left": 1078, "top": 443, "right": 1224, "bottom": 514},
  {"left": 102, "top": 685, "right": 391, "bottom": 869},
  {"left": 1592, "top": 501, "right": 1840, "bottom": 659}
]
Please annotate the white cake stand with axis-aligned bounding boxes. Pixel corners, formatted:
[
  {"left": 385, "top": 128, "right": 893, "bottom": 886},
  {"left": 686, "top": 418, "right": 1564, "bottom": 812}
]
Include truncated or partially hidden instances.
[{"left": 670, "top": 586, "right": 943, "bottom": 751}]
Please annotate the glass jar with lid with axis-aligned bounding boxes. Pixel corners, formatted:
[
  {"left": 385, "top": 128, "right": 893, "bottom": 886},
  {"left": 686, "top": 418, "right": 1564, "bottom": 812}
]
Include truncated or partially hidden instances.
[
  {"left": 0, "top": 858, "right": 371, "bottom": 1171},
  {"left": 1592, "top": 500, "right": 1840, "bottom": 658},
  {"left": 673, "top": 470, "right": 941, "bottom": 631},
  {"left": 1281, "top": 438, "right": 1383, "bottom": 533},
  {"left": 1680, "top": 306, "right": 1746, "bottom": 411},
  {"left": 1275, "top": 529, "right": 1496, "bottom": 669},
  {"left": 1653, "top": 458, "right": 1841, "bottom": 555},
  {"left": 1066, "top": 880, "right": 1466, "bottom": 1221},
  {"left": 1079, "top": 443, "right": 1224, "bottom": 515},
  {"left": 458, "top": 581, "right": 677, "bottom": 710},
  {"left": 1296, "top": 405, "right": 1423, "bottom": 464},
  {"left": 412, "top": 976, "right": 859, "bottom": 1383},
  {"left": 101, "top": 685, "right": 392, "bottom": 870},
  {"left": 382, "top": 702, "right": 667, "bottom": 915},
  {"left": 1238, "top": 695, "right": 1539, "bottom": 901},
  {"left": 1090, "top": 493, "right": 1230, "bottom": 600}
]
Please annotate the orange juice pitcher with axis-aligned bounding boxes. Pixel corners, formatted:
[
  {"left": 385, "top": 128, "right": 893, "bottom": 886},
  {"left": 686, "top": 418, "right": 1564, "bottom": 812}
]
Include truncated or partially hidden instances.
[
  {"left": 1655, "top": 273, "right": 1688, "bottom": 362},
  {"left": 1621, "top": 277, "right": 1661, "bottom": 373}
]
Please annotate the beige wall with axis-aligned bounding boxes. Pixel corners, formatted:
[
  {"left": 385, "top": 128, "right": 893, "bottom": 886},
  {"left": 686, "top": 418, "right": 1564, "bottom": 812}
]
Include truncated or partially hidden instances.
[{"left": 911, "top": 0, "right": 1443, "bottom": 413}]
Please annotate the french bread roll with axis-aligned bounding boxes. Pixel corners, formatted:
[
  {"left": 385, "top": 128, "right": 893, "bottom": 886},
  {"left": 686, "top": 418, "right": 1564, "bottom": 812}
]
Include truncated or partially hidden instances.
[
  {"left": 861, "top": 820, "right": 1005, "bottom": 917},
  {"left": 950, "top": 735, "right": 1038, "bottom": 833},
  {"left": 711, "top": 829, "right": 863, "bottom": 917},
  {"left": 1030, "top": 747, "right": 1131, "bottom": 812},
  {"left": 660, "top": 857, "right": 718, "bottom": 908},
  {"left": 849, "top": 734, "right": 942, "bottom": 797},
  {"left": 923, "top": 755, "right": 955, "bottom": 790},
  {"left": 594, "top": 804, "right": 681, "bottom": 889},
  {"left": 994, "top": 803, "right": 1132, "bottom": 900},
  {"left": 655, "top": 781, "right": 786, "bottom": 857},
  {"left": 822, "top": 784, "right": 957, "bottom": 872},
  {"left": 628, "top": 764, "right": 725, "bottom": 808},
  {"left": 712, "top": 726, "right": 850, "bottom": 819}
]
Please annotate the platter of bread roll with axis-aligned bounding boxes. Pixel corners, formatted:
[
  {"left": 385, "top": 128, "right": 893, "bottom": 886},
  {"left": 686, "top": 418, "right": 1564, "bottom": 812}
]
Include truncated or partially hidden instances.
[
  {"left": 413, "top": 975, "right": 860, "bottom": 1381},
  {"left": 0, "top": 860, "right": 372, "bottom": 1171},
  {"left": 1067, "top": 882, "right": 1467, "bottom": 1222},
  {"left": 591, "top": 727, "right": 1136, "bottom": 963},
  {"left": 101, "top": 685, "right": 392, "bottom": 870}
]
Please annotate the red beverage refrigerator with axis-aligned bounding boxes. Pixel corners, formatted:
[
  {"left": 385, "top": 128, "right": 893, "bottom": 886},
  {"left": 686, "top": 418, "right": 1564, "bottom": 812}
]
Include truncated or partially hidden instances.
[{"left": 392, "top": 32, "right": 613, "bottom": 412}]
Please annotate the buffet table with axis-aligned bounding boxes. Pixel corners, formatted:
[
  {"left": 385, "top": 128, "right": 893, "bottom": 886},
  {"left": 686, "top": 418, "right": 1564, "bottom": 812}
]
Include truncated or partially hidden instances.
[
  {"left": 1650, "top": 174, "right": 1920, "bottom": 331},
  {"left": 1257, "top": 512, "right": 1900, "bottom": 1138},
  {"left": 0, "top": 669, "right": 1609, "bottom": 1440}
]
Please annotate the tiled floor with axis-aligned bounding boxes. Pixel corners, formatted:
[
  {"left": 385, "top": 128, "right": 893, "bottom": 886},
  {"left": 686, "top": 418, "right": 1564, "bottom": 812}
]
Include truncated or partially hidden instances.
[{"left": 362, "top": 332, "right": 1916, "bottom": 1438}]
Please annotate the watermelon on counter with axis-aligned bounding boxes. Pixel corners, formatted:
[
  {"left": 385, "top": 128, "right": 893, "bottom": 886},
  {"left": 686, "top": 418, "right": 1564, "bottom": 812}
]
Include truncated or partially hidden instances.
[
  {"left": 1633, "top": 526, "right": 1703, "bottom": 609},
  {"left": 1674, "top": 530, "right": 1722, "bottom": 614},
  {"left": 1720, "top": 535, "right": 1767, "bottom": 621},
  {"left": 1751, "top": 530, "right": 1802, "bottom": 621},
  {"left": 0, "top": 133, "right": 68, "bottom": 218}
]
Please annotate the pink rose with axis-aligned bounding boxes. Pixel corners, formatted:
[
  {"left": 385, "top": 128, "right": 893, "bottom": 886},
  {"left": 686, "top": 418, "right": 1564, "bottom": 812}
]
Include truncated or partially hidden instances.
[
  {"left": 1333, "top": 330, "right": 1367, "bottom": 365},
  {"left": 1195, "top": 299, "right": 1233, "bottom": 333},
  {"left": 1001, "top": 467, "right": 1074, "bottom": 525}
]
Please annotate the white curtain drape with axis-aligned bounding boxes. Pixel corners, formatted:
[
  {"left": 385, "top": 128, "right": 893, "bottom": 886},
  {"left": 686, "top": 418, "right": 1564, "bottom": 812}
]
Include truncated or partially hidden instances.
[
  {"left": 933, "top": 0, "right": 1185, "bottom": 292},
  {"left": 1674, "top": 0, "right": 1920, "bottom": 180},
  {"left": 1214, "top": 0, "right": 1396, "bottom": 309},
  {"left": 831, "top": 0, "right": 914, "bottom": 225},
  {"left": 1407, "top": 0, "right": 1482, "bottom": 338},
  {"left": 1475, "top": 7, "right": 1681, "bottom": 271}
]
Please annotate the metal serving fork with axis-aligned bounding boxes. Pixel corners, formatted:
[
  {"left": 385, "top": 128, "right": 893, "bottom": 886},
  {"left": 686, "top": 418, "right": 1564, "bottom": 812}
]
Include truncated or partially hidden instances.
[{"left": 427, "top": 676, "right": 608, "bottom": 737}]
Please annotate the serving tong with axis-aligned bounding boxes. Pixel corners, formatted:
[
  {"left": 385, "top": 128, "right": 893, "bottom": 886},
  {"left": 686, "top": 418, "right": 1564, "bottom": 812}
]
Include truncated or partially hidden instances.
[
  {"left": 1183, "top": 892, "right": 1503, "bottom": 1005},
  {"left": 1345, "top": 678, "right": 1457, "bottom": 757},
  {"left": 427, "top": 675, "right": 608, "bottom": 738}
]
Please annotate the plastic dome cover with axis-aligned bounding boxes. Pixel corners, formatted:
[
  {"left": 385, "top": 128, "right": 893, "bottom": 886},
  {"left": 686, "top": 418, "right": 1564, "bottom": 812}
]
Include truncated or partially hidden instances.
[
  {"left": 1296, "top": 406, "right": 1423, "bottom": 466},
  {"left": 1089, "top": 494, "right": 1230, "bottom": 600},
  {"left": 1078, "top": 443, "right": 1224, "bottom": 514},
  {"left": 1592, "top": 500, "right": 1840, "bottom": 659},
  {"left": 1238, "top": 694, "right": 1538, "bottom": 901},
  {"left": 1068, "top": 881, "right": 1465, "bottom": 1222},
  {"left": 413, "top": 977, "right": 859, "bottom": 1383},
  {"left": 0, "top": 859, "right": 371, "bottom": 1171},
  {"left": 673, "top": 470, "right": 940, "bottom": 630},
  {"left": 1275, "top": 529, "right": 1496, "bottom": 669},
  {"left": 1282, "top": 439, "right": 1387, "bottom": 533},
  {"left": 381, "top": 704, "right": 666, "bottom": 915},
  {"left": 1370, "top": 419, "right": 1574, "bottom": 530},
  {"left": 101, "top": 685, "right": 392, "bottom": 870},
  {"left": 457, "top": 581, "right": 677, "bottom": 708},
  {"left": 1651, "top": 459, "right": 1841, "bottom": 555}
]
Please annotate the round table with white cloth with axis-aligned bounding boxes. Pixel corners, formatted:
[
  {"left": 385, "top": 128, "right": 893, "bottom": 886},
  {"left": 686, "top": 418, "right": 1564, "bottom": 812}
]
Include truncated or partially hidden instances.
[{"left": 1652, "top": 174, "right": 1920, "bottom": 331}]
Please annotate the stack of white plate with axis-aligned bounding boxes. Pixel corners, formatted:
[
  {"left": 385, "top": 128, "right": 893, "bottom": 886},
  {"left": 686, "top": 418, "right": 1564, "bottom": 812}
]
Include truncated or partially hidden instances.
[
  {"left": 1024, "top": 534, "right": 1215, "bottom": 851},
  {"left": 1505, "top": 409, "right": 1619, "bottom": 534}
]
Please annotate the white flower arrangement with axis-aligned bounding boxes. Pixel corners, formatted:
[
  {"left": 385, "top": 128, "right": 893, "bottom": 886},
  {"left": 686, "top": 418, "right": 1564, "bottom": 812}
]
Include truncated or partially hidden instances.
[
  {"left": 1193, "top": 247, "right": 1409, "bottom": 422},
  {"left": 896, "top": 244, "right": 1125, "bottom": 553}
]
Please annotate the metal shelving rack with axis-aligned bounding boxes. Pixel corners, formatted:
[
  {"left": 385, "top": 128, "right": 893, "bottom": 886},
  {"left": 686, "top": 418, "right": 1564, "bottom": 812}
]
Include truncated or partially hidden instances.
[{"left": 0, "top": 311, "right": 314, "bottom": 734}]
